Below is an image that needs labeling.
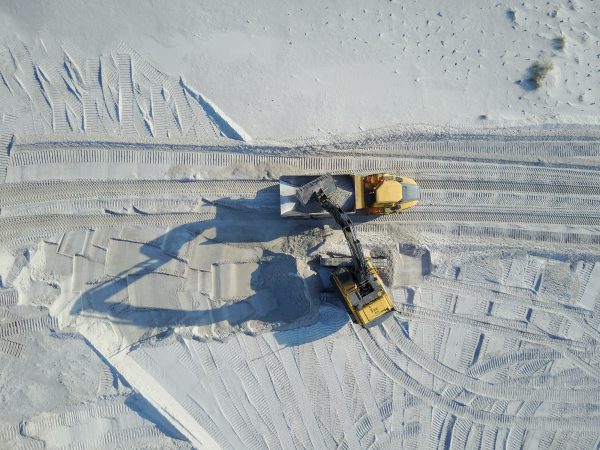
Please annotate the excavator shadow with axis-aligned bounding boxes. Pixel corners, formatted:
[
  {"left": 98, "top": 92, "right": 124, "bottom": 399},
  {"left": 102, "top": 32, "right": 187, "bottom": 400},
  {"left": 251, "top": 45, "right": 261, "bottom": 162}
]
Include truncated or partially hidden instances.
[{"left": 69, "top": 196, "right": 347, "bottom": 349}]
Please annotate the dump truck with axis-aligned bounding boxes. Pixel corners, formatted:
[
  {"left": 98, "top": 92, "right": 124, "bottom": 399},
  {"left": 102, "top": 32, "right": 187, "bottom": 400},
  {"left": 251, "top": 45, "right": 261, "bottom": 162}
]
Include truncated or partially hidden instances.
[
  {"left": 280, "top": 173, "right": 420, "bottom": 217},
  {"left": 288, "top": 173, "right": 418, "bottom": 326}
]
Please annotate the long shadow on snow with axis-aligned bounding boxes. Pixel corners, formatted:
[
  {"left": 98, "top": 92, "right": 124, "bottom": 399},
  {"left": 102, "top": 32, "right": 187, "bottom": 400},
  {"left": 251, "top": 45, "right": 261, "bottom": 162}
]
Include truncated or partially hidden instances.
[{"left": 69, "top": 195, "right": 355, "bottom": 346}]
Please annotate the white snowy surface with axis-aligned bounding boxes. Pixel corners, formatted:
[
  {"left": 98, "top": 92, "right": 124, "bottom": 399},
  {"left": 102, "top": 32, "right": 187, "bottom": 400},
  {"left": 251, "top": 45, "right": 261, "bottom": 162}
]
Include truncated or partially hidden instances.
[
  {"left": 1, "top": 0, "right": 599, "bottom": 139},
  {"left": 1, "top": 2, "right": 600, "bottom": 449}
]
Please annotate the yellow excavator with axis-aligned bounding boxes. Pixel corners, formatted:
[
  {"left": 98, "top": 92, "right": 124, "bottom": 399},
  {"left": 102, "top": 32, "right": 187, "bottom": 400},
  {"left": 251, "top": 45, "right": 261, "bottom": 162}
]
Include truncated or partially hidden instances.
[{"left": 283, "top": 173, "right": 420, "bottom": 326}]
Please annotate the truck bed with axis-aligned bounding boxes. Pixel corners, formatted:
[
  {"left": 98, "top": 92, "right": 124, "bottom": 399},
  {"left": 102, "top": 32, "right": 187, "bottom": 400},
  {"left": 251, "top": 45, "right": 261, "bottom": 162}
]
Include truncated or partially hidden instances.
[{"left": 280, "top": 175, "right": 356, "bottom": 217}]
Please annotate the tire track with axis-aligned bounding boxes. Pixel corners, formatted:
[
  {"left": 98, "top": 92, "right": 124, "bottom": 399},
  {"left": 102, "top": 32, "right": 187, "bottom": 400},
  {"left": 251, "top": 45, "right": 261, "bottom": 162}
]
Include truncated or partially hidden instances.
[
  {"left": 465, "top": 423, "right": 484, "bottom": 450},
  {"left": 383, "top": 318, "right": 597, "bottom": 403},
  {"left": 346, "top": 334, "right": 387, "bottom": 443},
  {"left": 398, "top": 301, "right": 600, "bottom": 381},
  {"left": 575, "top": 262, "right": 595, "bottom": 305},
  {"left": 82, "top": 58, "right": 101, "bottom": 134},
  {"left": 127, "top": 48, "right": 184, "bottom": 137},
  {"left": 96, "top": 366, "right": 115, "bottom": 397},
  {"left": 195, "top": 342, "right": 265, "bottom": 449},
  {"left": 0, "top": 308, "right": 19, "bottom": 322},
  {"left": 0, "top": 212, "right": 216, "bottom": 246},
  {"left": 393, "top": 303, "right": 587, "bottom": 352},
  {"left": 219, "top": 337, "right": 290, "bottom": 450},
  {"left": 4, "top": 179, "right": 600, "bottom": 215},
  {"left": 383, "top": 138, "right": 600, "bottom": 158},
  {"left": 0, "top": 338, "right": 23, "bottom": 357},
  {"left": 295, "top": 337, "right": 341, "bottom": 444},
  {"left": 448, "top": 418, "right": 473, "bottom": 450},
  {"left": 0, "top": 316, "right": 57, "bottom": 338},
  {"left": 0, "top": 288, "right": 18, "bottom": 306},
  {"left": 115, "top": 53, "right": 136, "bottom": 136},
  {"left": 367, "top": 210, "right": 600, "bottom": 227},
  {"left": 311, "top": 337, "right": 362, "bottom": 449},
  {"left": 149, "top": 84, "right": 169, "bottom": 138},
  {"left": 256, "top": 337, "right": 315, "bottom": 449},
  {"left": 0, "top": 179, "right": 277, "bottom": 207},
  {"left": 468, "top": 349, "right": 562, "bottom": 379},
  {"left": 420, "top": 179, "right": 600, "bottom": 196},
  {"left": 23, "top": 399, "right": 131, "bottom": 435},
  {"left": 261, "top": 333, "right": 327, "bottom": 449},
  {"left": 238, "top": 335, "right": 297, "bottom": 450},
  {"left": 364, "top": 223, "right": 600, "bottom": 250},
  {"left": 362, "top": 139, "right": 600, "bottom": 166},
  {"left": 2, "top": 198, "right": 205, "bottom": 217},
  {"left": 0, "top": 114, "right": 15, "bottom": 183},
  {"left": 49, "top": 83, "right": 69, "bottom": 134},
  {"left": 420, "top": 276, "right": 590, "bottom": 320},
  {"left": 128, "top": 346, "right": 230, "bottom": 449},
  {"left": 420, "top": 190, "right": 600, "bottom": 211},
  {"left": 494, "top": 368, "right": 597, "bottom": 390},
  {"left": 2, "top": 207, "right": 599, "bottom": 250},
  {"left": 56, "top": 425, "right": 163, "bottom": 450},
  {"left": 0, "top": 425, "right": 19, "bottom": 443},
  {"left": 505, "top": 401, "right": 542, "bottom": 450},
  {"left": 9, "top": 143, "right": 600, "bottom": 185},
  {"left": 358, "top": 327, "right": 600, "bottom": 431},
  {"left": 99, "top": 56, "right": 119, "bottom": 125}
]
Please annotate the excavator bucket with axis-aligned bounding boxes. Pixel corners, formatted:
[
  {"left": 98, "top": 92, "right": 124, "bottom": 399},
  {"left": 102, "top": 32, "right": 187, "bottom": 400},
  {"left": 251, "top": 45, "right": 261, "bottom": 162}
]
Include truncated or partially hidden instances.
[{"left": 295, "top": 174, "right": 337, "bottom": 206}]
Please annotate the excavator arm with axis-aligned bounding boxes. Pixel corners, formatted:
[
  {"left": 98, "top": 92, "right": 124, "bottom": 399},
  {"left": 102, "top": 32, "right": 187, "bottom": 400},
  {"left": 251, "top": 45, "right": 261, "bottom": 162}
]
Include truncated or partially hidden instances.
[{"left": 315, "top": 191, "right": 369, "bottom": 280}]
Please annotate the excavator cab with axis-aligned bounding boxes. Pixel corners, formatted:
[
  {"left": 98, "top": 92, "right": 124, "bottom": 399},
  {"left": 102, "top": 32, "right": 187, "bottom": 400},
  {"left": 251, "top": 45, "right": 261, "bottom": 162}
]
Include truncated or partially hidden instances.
[
  {"left": 295, "top": 174, "right": 396, "bottom": 326},
  {"left": 331, "top": 260, "right": 395, "bottom": 326}
]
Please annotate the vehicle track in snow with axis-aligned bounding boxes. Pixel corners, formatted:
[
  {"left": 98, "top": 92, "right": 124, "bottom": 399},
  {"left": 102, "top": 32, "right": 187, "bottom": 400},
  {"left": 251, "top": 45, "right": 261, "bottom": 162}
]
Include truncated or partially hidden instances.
[
  {"left": 13, "top": 134, "right": 600, "bottom": 166},
  {"left": 346, "top": 139, "right": 600, "bottom": 167},
  {"left": 0, "top": 426, "right": 19, "bottom": 444},
  {"left": 365, "top": 210, "right": 600, "bottom": 227},
  {"left": 4, "top": 179, "right": 600, "bottom": 220},
  {"left": 363, "top": 223, "right": 600, "bottom": 250},
  {"left": 356, "top": 326, "right": 600, "bottom": 431},
  {"left": 420, "top": 190, "right": 600, "bottom": 212},
  {"left": 394, "top": 302, "right": 600, "bottom": 382},
  {"left": 2, "top": 198, "right": 206, "bottom": 217},
  {"left": 382, "top": 317, "right": 599, "bottom": 403},
  {"left": 419, "top": 179, "right": 600, "bottom": 196},
  {"left": 0, "top": 338, "right": 23, "bottom": 357},
  {"left": 0, "top": 316, "right": 58, "bottom": 338},
  {"left": 3, "top": 178, "right": 600, "bottom": 210},
  {"left": 22, "top": 398, "right": 131, "bottom": 435},
  {"left": 0, "top": 179, "right": 277, "bottom": 208},
  {"left": 8, "top": 143, "right": 600, "bottom": 185},
  {"left": 1, "top": 207, "right": 600, "bottom": 249},
  {"left": 418, "top": 276, "right": 590, "bottom": 320},
  {"left": 391, "top": 303, "right": 587, "bottom": 353},
  {"left": 0, "top": 289, "right": 18, "bottom": 307},
  {"left": 0, "top": 212, "right": 217, "bottom": 245}
]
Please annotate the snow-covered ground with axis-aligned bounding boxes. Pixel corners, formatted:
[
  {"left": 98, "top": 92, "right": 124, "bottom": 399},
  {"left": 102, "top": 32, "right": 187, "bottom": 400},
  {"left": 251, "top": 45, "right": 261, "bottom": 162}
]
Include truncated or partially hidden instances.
[
  {"left": 2, "top": 0, "right": 599, "bottom": 138},
  {"left": 1, "top": 1, "right": 600, "bottom": 449}
]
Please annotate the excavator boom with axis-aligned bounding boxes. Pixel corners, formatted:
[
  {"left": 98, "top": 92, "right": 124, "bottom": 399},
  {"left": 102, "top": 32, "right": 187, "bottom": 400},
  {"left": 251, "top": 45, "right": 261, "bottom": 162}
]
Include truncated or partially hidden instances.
[{"left": 315, "top": 191, "right": 368, "bottom": 278}]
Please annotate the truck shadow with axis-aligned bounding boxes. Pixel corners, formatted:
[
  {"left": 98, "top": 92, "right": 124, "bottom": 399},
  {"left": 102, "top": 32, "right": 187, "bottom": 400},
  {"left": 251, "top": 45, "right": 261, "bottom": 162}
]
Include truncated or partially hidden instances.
[{"left": 70, "top": 196, "right": 349, "bottom": 347}]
